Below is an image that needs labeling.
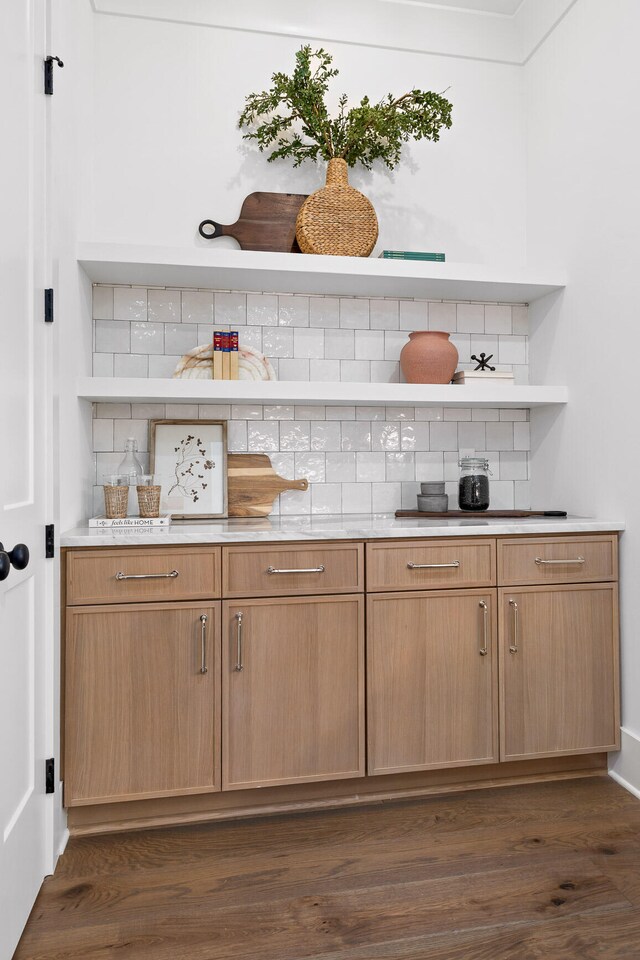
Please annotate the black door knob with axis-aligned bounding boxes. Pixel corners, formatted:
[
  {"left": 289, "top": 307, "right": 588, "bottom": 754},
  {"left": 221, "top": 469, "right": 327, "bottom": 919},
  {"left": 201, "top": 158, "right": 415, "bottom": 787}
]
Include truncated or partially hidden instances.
[
  {"left": 0, "top": 552, "right": 10, "bottom": 581},
  {"left": 0, "top": 542, "right": 30, "bottom": 571},
  {"left": 10, "top": 543, "right": 29, "bottom": 570}
]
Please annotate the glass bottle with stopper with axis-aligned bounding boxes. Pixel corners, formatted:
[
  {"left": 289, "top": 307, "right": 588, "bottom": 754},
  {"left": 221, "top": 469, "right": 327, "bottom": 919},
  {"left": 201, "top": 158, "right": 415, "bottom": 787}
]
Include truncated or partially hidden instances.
[{"left": 117, "top": 438, "right": 143, "bottom": 515}]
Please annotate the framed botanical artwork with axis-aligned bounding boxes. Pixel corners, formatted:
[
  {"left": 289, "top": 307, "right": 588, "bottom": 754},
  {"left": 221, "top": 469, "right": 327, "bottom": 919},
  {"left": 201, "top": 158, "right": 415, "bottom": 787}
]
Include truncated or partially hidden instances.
[{"left": 149, "top": 420, "right": 227, "bottom": 519}]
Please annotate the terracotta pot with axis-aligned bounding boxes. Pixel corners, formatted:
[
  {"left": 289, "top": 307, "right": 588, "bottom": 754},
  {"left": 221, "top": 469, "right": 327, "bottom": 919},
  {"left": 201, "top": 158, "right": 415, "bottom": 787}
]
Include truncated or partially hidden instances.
[
  {"left": 399, "top": 331, "right": 459, "bottom": 384},
  {"left": 295, "top": 158, "right": 378, "bottom": 257}
]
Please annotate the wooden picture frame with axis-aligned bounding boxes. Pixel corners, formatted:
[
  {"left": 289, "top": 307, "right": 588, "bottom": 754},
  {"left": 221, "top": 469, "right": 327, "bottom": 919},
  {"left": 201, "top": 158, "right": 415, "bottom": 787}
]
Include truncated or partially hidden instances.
[{"left": 149, "top": 419, "right": 228, "bottom": 519}]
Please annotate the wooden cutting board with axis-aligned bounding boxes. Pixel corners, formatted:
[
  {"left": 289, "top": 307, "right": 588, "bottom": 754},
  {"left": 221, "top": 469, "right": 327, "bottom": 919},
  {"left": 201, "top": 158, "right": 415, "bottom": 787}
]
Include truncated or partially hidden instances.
[
  {"left": 198, "top": 192, "right": 308, "bottom": 252},
  {"left": 395, "top": 509, "right": 568, "bottom": 519},
  {"left": 228, "top": 454, "right": 309, "bottom": 517}
]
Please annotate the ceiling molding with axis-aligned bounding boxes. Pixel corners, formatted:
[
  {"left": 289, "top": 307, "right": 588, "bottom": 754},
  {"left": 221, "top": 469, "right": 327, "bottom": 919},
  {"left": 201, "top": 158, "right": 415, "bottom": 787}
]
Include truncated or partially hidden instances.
[
  {"left": 518, "top": 0, "right": 580, "bottom": 64},
  {"left": 90, "top": 0, "right": 577, "bottom": 66},
  {"left": 379, "top": 0, "right": 525, "bottom": 19}
]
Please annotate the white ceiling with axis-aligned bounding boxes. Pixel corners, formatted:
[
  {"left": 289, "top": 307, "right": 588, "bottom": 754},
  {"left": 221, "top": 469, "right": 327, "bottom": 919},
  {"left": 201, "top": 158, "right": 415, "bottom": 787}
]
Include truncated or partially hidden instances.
[{"left": 382, "top": 0, "right": 525, "bottom": 15}]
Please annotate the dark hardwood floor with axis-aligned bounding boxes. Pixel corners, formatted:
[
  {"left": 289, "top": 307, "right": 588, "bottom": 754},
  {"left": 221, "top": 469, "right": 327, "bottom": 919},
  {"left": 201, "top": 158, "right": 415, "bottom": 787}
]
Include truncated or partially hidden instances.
[{"left": 14, "top": 776, "right": 640, "bottom": 959}]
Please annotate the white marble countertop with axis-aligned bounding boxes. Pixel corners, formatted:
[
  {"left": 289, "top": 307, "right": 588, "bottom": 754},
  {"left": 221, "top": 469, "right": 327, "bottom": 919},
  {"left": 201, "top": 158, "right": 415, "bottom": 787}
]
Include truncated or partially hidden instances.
[{"left": 60, "top": 514, "right": 625, "bottom": 547}]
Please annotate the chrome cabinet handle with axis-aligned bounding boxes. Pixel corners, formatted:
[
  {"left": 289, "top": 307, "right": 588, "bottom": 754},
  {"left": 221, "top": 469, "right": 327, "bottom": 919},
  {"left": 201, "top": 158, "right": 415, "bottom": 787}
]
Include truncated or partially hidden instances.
[
  {"left": 234, "top": 612, "right": 243, "bottom": 672},
  {"left": 199, "top": 614, "right": 208, "bottom": 675},
  {"left": 267, "top": 565, "right": 325, "bottom": 575},
  {"left": 535, "top": 557, "right": 585, "bottom": 565},
  {"left": 479, "top": 600, "right": 488, "bottom": 656},
  {"left": 407, "top": 561, "right": 460, "bottom": 570},
  {"left": 115, "top": 569, "right": 179, "bottom": 581},
  {"left": 509, "top": 599, "right": 519, "bottom": 654}
]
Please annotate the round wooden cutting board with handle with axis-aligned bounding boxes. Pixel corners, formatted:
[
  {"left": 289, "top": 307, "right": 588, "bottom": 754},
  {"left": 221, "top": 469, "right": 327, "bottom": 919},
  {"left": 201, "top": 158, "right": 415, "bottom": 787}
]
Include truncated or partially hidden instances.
[{"left": 228, "top": 454, "right": 308, "bottom": 517}]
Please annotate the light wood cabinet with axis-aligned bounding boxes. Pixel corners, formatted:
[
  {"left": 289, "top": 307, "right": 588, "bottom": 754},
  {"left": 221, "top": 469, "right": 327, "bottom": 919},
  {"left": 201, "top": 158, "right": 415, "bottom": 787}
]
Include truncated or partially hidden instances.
[
  {"left": 222, "top": 541, "right": 364, "bottom": 598},
  {"left": 65, "top": 601, "right": 220, "bottom": 805},
  {"left": 367, "top": 589, "right": 498, "bottom": 775},
  {"left": 499, "top": 583, "right": 620, "bottom": 761},
  {"left": 61, "top": 530, "right": 620, "bottom": 833},
  {"left": 66, "top": 546, "right": 221, "bottom": 605},
  {"left": 367, "top": 539, "right": 496, "bottom": 592},
  {"left": 222, "top": 595, "right": 365, "bottom": 790},
  {"left": 498, "top": 536, "right": 617, "bottom": 587}
]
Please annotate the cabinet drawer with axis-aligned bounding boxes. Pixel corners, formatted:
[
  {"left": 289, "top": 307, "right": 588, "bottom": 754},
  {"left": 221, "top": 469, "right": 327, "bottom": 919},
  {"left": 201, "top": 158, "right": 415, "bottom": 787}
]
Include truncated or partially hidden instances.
[
  {"left": 66, "top": 547, "right": 221, "bottom": 605},
  {"left": 222, "top": 542, "right": 364, "bottom": 598},
  {"left": 367, "top": 539, "right": 496, "bottom": 592},
  {"left": 498, "top": 536, "right": 618, "bottom": 586}
]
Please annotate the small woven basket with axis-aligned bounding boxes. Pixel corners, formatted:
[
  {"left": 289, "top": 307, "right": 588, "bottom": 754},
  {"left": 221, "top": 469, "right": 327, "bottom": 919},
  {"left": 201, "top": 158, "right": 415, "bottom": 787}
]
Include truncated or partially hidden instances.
[
  {"left": 103, "top": 485, "right": 128, "bottom": 519},
  {"left": 137, "top": 485, "right": 161, "bottom": 518},
  {"left": 295, "top": 158, "right": 378, "bottom": 258}
]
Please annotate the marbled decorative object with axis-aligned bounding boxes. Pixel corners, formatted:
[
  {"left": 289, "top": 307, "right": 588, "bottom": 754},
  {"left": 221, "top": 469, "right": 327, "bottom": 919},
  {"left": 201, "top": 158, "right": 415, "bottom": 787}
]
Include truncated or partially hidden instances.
[
  {"left": 173, "top": 343, "right": 276, "bottom": 380},
  {"left": 400, "top": 331, "right": 458, "bottom": 384}
]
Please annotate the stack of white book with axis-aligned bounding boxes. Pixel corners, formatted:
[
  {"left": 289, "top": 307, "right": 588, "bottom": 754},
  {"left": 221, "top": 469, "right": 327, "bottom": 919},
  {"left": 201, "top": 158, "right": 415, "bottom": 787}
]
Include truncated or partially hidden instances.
[
  {"left": 88, "top": 515, "right": 172, "bottom": 528},
  {"left": 452, "top": 370, "right": 514, "bottom": 386}
]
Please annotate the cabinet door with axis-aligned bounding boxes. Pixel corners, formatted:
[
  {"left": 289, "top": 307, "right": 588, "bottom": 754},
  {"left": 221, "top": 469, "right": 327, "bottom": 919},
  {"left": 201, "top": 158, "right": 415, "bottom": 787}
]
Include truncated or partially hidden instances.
[
  {"left": 367, "top": 590, "right": 498, "bottom": 775},
  {"left": 222, "top": 595, "right": 364, "bottom": 790},
  {"left": 65, "top": 602, "right": 220, "bottom": 805},
  {"left": 499, "top": 584, "right": 620, "bottom": 760}
]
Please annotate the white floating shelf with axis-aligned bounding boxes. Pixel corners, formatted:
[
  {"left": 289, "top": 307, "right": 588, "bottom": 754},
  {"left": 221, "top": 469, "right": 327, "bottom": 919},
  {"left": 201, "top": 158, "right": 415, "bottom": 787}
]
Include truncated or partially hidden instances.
[
  {"left": 78, "top": 378, "right": 568, "bottom": 409},
  {"left": 78, "top": 243, "right": 565, "bottom": 304}
]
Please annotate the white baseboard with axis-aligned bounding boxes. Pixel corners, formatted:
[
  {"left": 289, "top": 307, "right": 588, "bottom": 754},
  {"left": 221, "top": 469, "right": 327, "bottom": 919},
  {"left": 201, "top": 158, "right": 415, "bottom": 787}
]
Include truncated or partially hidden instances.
[
  {"left": 57, "top": 827, "right": 70, "bottom": 859},
  {"left": 608, "top": 728, "right": 640, "bottom": 800}
]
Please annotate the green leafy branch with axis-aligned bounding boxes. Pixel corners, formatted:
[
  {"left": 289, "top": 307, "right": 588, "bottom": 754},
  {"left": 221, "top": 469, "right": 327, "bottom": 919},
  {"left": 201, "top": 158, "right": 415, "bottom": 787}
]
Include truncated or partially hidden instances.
[{"left": 238, "top": 46, "right": 453, "bottom": 170}]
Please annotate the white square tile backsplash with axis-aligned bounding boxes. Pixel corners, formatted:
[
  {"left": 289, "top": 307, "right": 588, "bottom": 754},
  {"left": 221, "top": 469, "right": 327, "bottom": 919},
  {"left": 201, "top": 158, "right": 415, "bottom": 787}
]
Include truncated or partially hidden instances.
[{"left": 91, "top": 284, "right": 531, "bottom": 515}]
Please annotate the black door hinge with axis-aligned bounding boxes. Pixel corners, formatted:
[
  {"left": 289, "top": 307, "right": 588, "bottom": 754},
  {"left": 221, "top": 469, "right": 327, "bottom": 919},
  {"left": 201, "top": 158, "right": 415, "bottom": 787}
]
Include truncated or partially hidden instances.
[
  {"left": 44, "top": 288, "right": 54, "bottom": 323},
  {"left": 45, "top": 758, "right": 55, "bottom": 794},
  {"left": 45, "top": 524, "right": 55, "bottom": 559},
  {"left": 44, "top": 56, "right": 64, "bottom": 95}
]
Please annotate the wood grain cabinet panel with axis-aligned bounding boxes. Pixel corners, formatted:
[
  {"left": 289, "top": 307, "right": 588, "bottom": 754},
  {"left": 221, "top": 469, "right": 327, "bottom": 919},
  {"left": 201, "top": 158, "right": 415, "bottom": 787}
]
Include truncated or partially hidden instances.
[
  {"left": 66, "top": 546, "right": 221, "bottom": 605},
  {"left": 222, "top": 542, "right": 364, "bottom": 598},
  {"left": 222, "top": 595, "right": 365, "bottom": 790},
  {"left": 65, "top": 601, "right": 221, "bottom": 805},
  {"left": 497, "top": 536, "right": 617, "bottom": 586},
  {"left": 499, "top": 583, "right": 620, "bottom": 761},
  {"left": 367, "top": 589, "right": 498, "bottom": 775},
  {"left": 367, "top": 539, "right": 496, "bottom": 592}
]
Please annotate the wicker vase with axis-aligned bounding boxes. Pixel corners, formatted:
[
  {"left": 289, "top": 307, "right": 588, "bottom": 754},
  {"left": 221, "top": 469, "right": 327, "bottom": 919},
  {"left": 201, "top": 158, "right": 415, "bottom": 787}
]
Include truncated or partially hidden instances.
[{"left": 295, "top": 158, "right": 378, "bottom": 257}]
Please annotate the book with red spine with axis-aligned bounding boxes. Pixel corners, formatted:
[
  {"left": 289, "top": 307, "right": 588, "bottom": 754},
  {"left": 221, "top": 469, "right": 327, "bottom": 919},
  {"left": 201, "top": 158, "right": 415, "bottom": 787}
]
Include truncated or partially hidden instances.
[
  {"left": 213, "top": 330, "right": 223, "bottom": 379},
  {"left": 230, "top": 330, "right": 239, "bottom": 380}
]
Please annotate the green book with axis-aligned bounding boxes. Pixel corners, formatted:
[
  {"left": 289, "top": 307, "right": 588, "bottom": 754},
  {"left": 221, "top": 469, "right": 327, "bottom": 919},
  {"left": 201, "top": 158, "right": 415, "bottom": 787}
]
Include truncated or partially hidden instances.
[{"left": 380, "top": 250, "right": 446, "bottom": 261}]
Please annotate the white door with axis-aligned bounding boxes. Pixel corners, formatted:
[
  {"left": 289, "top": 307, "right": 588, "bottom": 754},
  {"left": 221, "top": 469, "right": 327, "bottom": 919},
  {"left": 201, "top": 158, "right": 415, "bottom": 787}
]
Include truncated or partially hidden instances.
[{"left": 0, "top": 1, "right": 52, "bottom": 956}]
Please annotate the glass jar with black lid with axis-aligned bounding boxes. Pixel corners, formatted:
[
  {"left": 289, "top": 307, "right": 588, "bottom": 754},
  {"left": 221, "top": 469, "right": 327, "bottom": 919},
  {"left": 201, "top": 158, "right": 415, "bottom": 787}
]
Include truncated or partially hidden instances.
[{"left": 458, "top": 457, "right": 491, "bottom": 511}]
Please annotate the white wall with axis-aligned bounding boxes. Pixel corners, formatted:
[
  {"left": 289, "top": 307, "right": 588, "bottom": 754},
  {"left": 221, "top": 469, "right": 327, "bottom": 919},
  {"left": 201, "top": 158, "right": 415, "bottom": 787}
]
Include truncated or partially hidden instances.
[
  {"left": 525, "top": 0, "right": 640, "bottom": 783},
  {"left": 53, "top": 1, "right": 95, "bottom": 531},
  {"left": 85, "top": 9, "right": 527, "bottom": 265},
  {"left": 56, "top": 0, "right": 640, "bottom": 804}
]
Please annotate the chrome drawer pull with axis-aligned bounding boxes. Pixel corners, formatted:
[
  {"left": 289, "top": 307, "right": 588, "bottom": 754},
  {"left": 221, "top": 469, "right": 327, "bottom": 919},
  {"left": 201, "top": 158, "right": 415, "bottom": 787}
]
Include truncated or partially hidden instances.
[
  {"left": 267, "top": 565, "right": 325, "bottom": 575},
  {"left": 115, "top": 569, "right": 179, "bottom": 581},
  {"left": 407, "top": 561, "right": 460, "bottom": 570},
  {"left": 199, "top": 615, "right": 208, "bottom": 675},
  {"left": 234, "top": 612, "right": 243, "bottom": 672},
  {"left": 479, "top": 600, "right": 488, "bottom": 656},
  {"left": 509, "top": 599, "right": 519, "bottom": 654},
  {"left": 534, "top": 557, "right": 585, "bottom": 565}
]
